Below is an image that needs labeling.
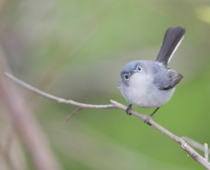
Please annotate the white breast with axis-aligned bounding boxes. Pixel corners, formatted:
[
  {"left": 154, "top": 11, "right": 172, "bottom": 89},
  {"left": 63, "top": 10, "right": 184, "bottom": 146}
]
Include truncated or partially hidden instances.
[{"left": 119, "top": 73, "right": 175, "bottom": 108}]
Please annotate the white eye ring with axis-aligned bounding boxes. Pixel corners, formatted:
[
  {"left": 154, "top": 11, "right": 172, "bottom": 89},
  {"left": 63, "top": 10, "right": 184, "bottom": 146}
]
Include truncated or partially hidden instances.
[
  {"left": 136, "top": 66, "right": 142, "bottom": 72},
  {"left": 124, "top": 74, "right": 129, "bottom": 80}
]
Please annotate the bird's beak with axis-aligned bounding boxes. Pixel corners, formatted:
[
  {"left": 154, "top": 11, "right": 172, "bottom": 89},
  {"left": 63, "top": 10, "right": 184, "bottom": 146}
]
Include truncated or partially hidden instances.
[{"left": 130, "top": 70, "right": 137, "bottom": 77}]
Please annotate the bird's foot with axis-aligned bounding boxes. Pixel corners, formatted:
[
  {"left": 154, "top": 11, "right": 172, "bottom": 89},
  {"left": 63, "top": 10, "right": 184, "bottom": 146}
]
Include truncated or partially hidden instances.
[
  {"left": 126, "top": 104, "right": 132, "bottom": 115},
  {"left": 144, "top": 115, "right": 153, "bottom": 126},
  {"left": 144, "top": 107, "right": 160, "bottom": 126}
]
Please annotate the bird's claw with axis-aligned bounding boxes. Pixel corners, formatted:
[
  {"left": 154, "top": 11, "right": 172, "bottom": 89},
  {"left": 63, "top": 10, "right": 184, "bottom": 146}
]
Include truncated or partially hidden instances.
[
  {"left": 126, "top": 104, "right": 132, "bottom": 115},
  {"left": 144, "top": 115, "right": 152, "bottom": 126}
]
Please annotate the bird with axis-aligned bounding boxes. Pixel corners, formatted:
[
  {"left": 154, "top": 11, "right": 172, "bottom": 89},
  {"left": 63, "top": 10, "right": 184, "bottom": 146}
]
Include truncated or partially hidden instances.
[{"left": 118, "top": 27, "right": 186, "bottom": 125}]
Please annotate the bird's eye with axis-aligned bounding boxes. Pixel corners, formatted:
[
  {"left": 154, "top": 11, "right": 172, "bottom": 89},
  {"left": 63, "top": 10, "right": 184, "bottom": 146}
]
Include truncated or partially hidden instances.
[
  {"left": 124, "top": 74, "right": 129, "bottom": 80},
  {"left": 137, "top": 66, "right": 142, "bottom": 72}
]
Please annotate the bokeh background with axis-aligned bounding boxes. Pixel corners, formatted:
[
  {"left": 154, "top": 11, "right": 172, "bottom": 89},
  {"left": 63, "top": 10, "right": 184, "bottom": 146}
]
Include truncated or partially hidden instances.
[{"left": 0, "top": 0, "right": 210, "bottom": 169}]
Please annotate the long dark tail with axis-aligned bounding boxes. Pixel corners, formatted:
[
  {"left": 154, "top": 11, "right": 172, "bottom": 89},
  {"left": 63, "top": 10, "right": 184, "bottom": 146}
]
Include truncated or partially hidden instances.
[{"left": 155, "top": 27, "right": 186, "bottom": 66}]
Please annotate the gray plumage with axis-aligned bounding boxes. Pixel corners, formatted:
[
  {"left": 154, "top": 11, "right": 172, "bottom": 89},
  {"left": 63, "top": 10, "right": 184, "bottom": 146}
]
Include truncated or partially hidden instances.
[{"left": 118, "top": 27, "right": 185, "bottom": 110}]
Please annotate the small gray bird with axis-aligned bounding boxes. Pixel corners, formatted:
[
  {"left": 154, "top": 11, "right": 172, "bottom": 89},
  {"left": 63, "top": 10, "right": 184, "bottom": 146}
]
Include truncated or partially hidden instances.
[{"left": 118, "top": 27, "right": 186, "bottom": 125}]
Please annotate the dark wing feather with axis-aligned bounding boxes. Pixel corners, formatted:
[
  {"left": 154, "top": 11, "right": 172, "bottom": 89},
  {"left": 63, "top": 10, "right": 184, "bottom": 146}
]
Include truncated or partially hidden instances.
[{"left": 162, "top": 69, "right": 183, "bottom": 90}]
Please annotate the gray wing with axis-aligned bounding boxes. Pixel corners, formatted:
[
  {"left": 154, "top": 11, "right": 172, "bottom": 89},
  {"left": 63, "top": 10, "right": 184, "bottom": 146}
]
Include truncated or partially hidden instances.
[
  {"left": 162, "top": 69, "right": 183, "bottom": 90},
  {"left": 151, "top": 61, "right": 183, "bottom": 90}
]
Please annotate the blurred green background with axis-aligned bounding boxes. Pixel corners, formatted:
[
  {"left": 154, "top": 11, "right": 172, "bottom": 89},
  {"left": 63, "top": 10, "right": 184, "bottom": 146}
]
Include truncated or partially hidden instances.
[{"left": 1, "top": 0, "right": 210, "bottom": 169}]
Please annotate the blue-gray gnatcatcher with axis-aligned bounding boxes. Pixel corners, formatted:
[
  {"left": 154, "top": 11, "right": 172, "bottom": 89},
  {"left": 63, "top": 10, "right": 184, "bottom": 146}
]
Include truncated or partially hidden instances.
[{"left": 118, "top": 27, "right": 186, "bottom": 125}]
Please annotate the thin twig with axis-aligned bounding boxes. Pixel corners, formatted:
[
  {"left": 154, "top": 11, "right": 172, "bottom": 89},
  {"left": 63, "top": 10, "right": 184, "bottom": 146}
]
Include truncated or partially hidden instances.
[
  {"left": 5, "top": 72, "right": 210, "bottom": 170},
  {"left": 181, "top": 136, "right": 210, "bottom": 154},
  {"left": 5, "top": 72, "right": 116, "bottom": 109},
  {"left": 65, "top": 107, "right": 82, "bottom": 122},
  {"left": 205, "top": 143, "right": 209, "bottom": 162}
]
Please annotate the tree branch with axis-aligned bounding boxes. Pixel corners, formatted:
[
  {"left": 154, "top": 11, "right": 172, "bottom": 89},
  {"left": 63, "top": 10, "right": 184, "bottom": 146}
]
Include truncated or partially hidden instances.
[
  {"left": 181, "top": 136, "right": 210, "bottom": 155},
  {"left": 5, "top": 73, "right": 116, "bottom": 109},
  {"left": 5, "top": 72, "right": 210, "bottom": 170}
]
